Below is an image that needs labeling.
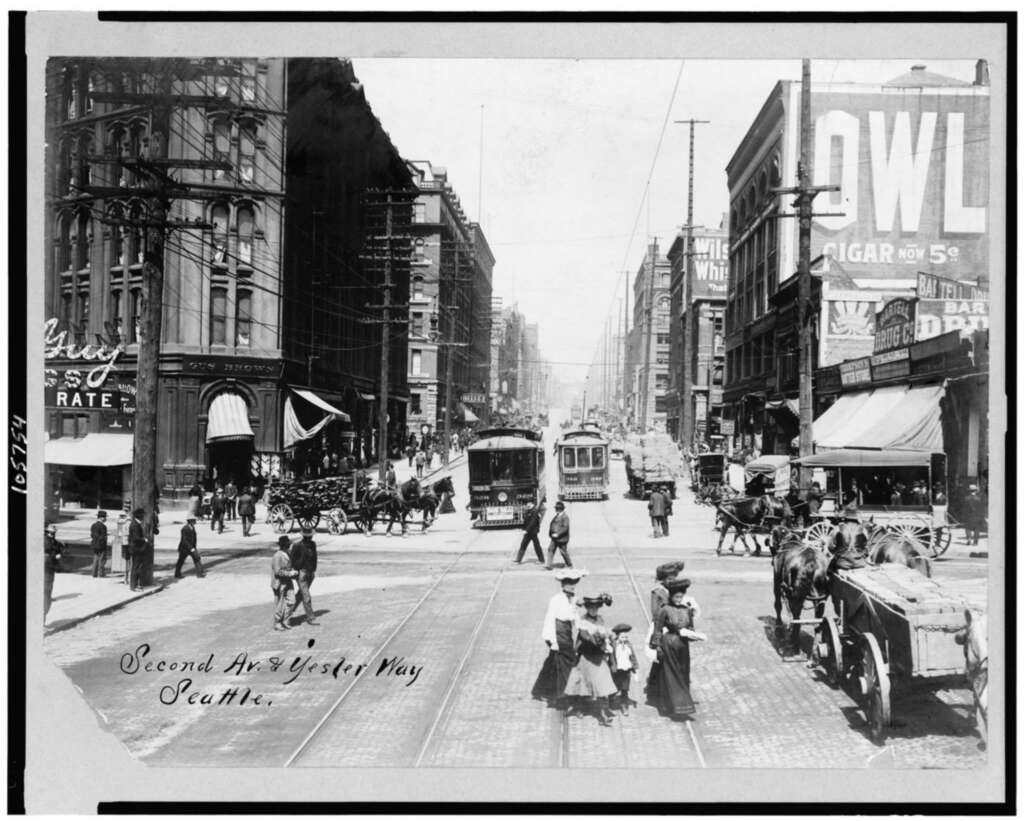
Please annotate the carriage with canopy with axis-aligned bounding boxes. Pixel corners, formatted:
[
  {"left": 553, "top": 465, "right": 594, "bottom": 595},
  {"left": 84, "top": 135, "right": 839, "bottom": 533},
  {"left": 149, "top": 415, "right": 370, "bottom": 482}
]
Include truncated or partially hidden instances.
[{"left": 792, "top": 449, "right": 952, "bottom": 557}]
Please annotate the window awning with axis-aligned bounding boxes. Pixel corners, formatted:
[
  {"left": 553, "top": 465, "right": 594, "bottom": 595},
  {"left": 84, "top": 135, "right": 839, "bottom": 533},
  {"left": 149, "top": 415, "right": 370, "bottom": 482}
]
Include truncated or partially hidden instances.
[
  {"left": 460, "top": 404, "right": 480, "bottom": 423},
  {"left": 813, "top": 384, "right": 945, "bottom": 452},
  {"left": 766, "top": 398, "right": 800, "bottom": 420},
  {"left": 206, "top": 392, "right": 255, "bottom": 443},
  {"left": 45, "top": 433, "right": 134, "bottom": 467},
  {"left": 794, "top": 449, "right": 933, "bottom": 468},
  {"left": 292, "top": 388, "right": 351, "bottom": 422}
]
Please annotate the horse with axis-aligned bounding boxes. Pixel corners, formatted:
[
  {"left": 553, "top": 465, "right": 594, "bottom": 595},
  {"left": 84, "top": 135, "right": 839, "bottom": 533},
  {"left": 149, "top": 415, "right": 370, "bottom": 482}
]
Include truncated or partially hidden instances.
[
  {"left": 716, "top": 495, "right": 793, "bottom": 556},
  {"left": 954, "top": 607, "right": 988, "bottom": 749},
  {"left": 360, "top": 476, "right": 421, "bottom": 536},
  {"left": 404, "top": 475, "right": 456, "bottom": 530},
  {"left": 769, "top": 525, "right": 830, "bottom": 654}
]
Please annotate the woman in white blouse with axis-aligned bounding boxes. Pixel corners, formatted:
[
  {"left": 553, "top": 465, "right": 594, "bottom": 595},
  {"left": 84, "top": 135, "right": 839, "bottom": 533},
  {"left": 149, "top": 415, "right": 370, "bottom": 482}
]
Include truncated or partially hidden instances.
[{"left": 531, "top": 568, "right": 587, "bottom": 708}]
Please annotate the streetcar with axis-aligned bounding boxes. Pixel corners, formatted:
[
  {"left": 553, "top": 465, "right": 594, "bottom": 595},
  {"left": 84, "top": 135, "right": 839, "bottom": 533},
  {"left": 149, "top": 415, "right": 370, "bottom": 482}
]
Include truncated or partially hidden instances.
[
  {"left": 467, "top": 426, "right": 546, "bottom": 527},
  {"left": 556, "top": 427, "right": 609, "bottom": 501}
]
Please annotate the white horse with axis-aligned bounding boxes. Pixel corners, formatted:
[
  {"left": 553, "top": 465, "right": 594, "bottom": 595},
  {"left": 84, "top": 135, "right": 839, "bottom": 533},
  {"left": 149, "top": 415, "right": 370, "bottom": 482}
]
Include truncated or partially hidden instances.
[{"left": 954, "top": 608, "right": 988, "bottom": 749}]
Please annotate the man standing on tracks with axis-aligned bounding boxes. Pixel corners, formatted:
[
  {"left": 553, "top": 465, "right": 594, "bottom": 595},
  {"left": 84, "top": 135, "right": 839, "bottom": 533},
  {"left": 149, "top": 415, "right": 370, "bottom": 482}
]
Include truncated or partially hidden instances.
[
  {"left": 648, "top": 487, "right": 669, "bottom": 539},
  {"left": 545, "top": 501, "right": 573, "bottom": 570},
  {"left": 514, "top": 500, "right": 546, "bottom": 564},
  {"left": 237, "top": 486, "right": 256, "bottom": 537},
  {"left": 290, "top": 527, "right": 320, "bottom": 626}
]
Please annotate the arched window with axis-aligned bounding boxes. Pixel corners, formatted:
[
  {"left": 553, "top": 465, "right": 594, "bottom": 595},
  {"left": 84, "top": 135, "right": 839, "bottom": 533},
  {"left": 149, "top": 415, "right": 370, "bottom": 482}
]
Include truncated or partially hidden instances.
[
  {"left": 758, "top": 170, "right": 768, "bottom": 204},
  {"left": 238, "top": 119, "right": 257, "bottom": 183},
  {"left": 86, "top": 72, "right": 98, "bottom": 113},
  {"left": 746, "top": 188, "right": 757, "bottom": 225},
  {"left": 79, "top": 135, "right": 93, "bottom": 189},
  {"left": 770, "top": 154, "right": 781, "bottom": 189},
  {"left": 210, "top": 286, "right": 228, "bottom": 345},
  {"left": 65, "top": 68, "right": 78, "bottom": 120},
  {"left": 128, "top": 203, "right": 145, "bottom": 265},
  {"left": 108, "top": 204, "right": 125, "bottom": 267},
  {"left": 236, "top": 206, "right": 254, "bottom": 266},
  {"left": 108, "top": 125, "right": 127, "bottom": 186},
  {"left": 75, "top": 210, "right": 91, "bottom": 270},
  {"left": 211, "top": 203, "right": 229, "bottom": 264},
  {"left": 57, "top": 212, "right": 73, "bottom": 272},
  {"left": 236, "top": 289, "right": 252, "bottom": 347},
  {"left": 212, "top": 117, "right": 231, "bottom": 180},
  {"left": 57, "top": 138, "right": 74, "bottom": 195}
]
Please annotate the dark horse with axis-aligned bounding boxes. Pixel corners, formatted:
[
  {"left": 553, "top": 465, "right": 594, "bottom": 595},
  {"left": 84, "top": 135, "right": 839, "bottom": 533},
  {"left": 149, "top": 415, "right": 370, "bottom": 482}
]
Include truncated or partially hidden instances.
[
  {"left": 769, "top": 525, "right": 830, "bottom": 654},
  {"left": 360, "top": 477, "right": 421, "bottom": 536},
  {"left": 404, "top": 475, "right": 456, "bottom": 530},
  {"left": 716, "top": 495, "right": 792, "bottom": 556}
]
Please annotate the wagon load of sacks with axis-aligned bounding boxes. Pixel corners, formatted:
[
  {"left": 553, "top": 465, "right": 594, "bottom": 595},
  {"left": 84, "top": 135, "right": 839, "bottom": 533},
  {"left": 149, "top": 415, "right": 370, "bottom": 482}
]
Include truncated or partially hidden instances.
[{"left": 266, "top": 474, "right": 368, "bottom": 511}]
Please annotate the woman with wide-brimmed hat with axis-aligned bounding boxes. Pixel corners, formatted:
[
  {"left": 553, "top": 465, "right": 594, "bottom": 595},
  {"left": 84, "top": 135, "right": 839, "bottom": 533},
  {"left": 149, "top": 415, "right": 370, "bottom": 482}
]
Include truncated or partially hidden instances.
[
  {"left": 531, "top": 568, "right": 586, "bottom": 708},
  {"left": 562, "top": 592, "right": 618, "bottom": 725},
  {"left": 649, "top": 577, "right": 707, "bottom": 720},
  {"left": 644, "top": 560, "right": 685, "bottom": 705}
]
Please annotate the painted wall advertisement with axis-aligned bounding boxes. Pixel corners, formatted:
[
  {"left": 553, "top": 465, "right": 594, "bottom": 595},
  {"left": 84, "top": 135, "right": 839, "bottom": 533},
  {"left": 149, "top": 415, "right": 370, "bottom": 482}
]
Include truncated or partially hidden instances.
[
  {"left": 826, "top": 300, "right": 877, "bottom": 337},
  {"left": 689, "top": 231, "right": 729, "bottom": 299},
  {"left": 916, "top": 272, "right": 989, "bottom": 339},
  {"left": 808, "top": 87, "right": 989, "bottom": 280}
]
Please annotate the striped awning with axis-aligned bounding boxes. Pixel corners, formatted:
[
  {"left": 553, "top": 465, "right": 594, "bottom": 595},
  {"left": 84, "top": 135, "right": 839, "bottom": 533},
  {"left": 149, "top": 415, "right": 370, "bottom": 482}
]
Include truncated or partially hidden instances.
[
  {"left": 206, "top": 392, "right": 255, "bottom": 443},
  {"left": 292, "top": 388, "right": 351, "bottom": 422}
]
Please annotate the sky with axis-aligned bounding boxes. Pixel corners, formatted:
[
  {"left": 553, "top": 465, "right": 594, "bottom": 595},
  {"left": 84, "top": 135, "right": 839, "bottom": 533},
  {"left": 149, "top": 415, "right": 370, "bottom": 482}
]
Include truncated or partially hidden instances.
[{"left": 351, "top": 58, "right": 980, "bottom": 395}]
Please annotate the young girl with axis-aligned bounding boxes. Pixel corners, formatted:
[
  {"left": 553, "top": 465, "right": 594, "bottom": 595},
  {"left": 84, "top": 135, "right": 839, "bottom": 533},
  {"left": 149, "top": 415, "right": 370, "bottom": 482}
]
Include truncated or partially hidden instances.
[{"left": 562, "top": 593, "right": 618, "bottom": 726}]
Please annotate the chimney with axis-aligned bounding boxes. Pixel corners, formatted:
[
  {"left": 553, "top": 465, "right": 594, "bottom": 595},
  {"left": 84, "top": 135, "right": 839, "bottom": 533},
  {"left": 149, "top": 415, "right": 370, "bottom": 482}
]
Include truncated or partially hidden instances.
[{"left": 974, "top": 59, "right": 990, "bottom": 86}]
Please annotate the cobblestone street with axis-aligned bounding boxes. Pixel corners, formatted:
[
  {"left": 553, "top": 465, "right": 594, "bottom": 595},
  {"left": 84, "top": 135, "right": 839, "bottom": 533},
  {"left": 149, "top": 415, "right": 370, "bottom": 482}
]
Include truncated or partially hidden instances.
[{"left": 43, "top": 457, "right": 989, "bottom": 771}]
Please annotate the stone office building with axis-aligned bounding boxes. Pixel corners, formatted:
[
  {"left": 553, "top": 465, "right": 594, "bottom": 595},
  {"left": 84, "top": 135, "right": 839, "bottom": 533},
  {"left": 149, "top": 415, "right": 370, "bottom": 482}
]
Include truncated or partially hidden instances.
[{"left": 43, "top": 57, "right": 415, "bottom": 508}]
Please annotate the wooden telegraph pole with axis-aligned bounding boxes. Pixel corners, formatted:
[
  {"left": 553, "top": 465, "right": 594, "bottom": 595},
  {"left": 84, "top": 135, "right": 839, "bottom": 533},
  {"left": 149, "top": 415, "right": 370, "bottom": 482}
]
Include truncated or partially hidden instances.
[
  {"left": 772, "top": 59, "right": 842, "bottom": 489},
  {"left": 674, "top": 118, "right": 709, "bottom": 450}
]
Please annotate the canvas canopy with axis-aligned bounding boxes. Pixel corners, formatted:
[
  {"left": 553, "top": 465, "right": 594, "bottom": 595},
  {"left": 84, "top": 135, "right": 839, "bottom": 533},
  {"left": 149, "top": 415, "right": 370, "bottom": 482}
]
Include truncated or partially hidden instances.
[{"left": 813, "top": 384, "right": 944, "bottom": 452}]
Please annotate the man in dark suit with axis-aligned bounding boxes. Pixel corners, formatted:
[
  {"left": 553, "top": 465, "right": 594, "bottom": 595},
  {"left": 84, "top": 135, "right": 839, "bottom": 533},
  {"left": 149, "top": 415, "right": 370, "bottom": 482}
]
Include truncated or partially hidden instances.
[
  {"left": 210, "top": 489, "right": 227, "bottom": 534},
  {"left": 290, "top": 528, "right": 320, "bottom": 625},
  {"left": 44, "top": 524, "right": 64, "bottom": 620},
  {"left": 174, "top": 516, "right": 205, "bottom": 578},
  {"left": 90, "top": 510, "right": 109, "bottom": 578},
  {"left": 515, "top": 500, "right": 545, "bottom": 564},
  {"left": 128, "top": 508, "right": 148, "bottom": 591},
  {"left": 545, "top": 501, "right": 573, "bottom": 570}
]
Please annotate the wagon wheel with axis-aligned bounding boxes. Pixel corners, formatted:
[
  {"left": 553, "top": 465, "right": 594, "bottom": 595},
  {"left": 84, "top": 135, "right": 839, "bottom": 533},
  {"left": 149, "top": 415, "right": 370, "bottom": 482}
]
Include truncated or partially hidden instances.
[
  {"left": 887, "top": 521, "right": 931, "bottom": 550},
  {"left": 805, "top": 521, "right": 837, "bottom": 551},
  {"left": 927, "top": 526, "right": 953, "bottom": 558},
  {"left": 327, "top": 508, "right": 348, "bottom": 535},
  {"left": 296, "top": 512, "right": 321, "bottom": 532},
  {"left": 269, "top": 503, "right": 294, "bottom": 534},
  {"left": 813, "top": 615, "right": 844, "bottom": 687},
  {"left": 860, "top": 633, "right": 892, "bottom": 743}
]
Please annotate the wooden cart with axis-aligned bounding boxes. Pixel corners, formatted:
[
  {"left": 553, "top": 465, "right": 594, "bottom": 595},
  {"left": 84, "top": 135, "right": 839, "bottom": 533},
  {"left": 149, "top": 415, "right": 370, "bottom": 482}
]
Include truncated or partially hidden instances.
[
  {"left": 265, "top": 473, "right": 370, "bottom": 535},
  {"left": 811, "top": 563, "right": 971, "bottom": 743}
]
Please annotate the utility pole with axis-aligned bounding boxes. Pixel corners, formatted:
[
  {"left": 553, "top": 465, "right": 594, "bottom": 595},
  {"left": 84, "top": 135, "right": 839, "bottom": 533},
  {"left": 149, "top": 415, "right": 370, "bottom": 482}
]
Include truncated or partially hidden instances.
[
  {"left": 362, "top": 189, "right": 416, "bottom": 484},
  {"left": 438, "top": 238, "right": 472, "bottom": 465},
  {"left": 641, "top": 240, "right": 658, "bottom": 432},
  {"left": 675, "top": 118, "right": 709, "bottom": 451},
  {"left": 772, "top": 60, "right": 841, "bottom": 489}
]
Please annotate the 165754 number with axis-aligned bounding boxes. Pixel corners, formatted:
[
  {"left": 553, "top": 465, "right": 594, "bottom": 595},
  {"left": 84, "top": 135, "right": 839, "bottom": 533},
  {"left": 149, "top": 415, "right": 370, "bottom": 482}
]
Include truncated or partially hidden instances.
[{"left": 10, "top": 414, "right": 27, "bottom": 495}]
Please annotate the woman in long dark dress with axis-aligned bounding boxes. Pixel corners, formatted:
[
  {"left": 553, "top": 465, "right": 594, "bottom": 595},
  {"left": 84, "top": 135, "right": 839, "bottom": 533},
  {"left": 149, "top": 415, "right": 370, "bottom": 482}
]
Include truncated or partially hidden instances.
[
  {"left": 645, "top": 561, "right": 684, "bottom": 705},
  {"left": 532, "top": 568, "right": 586, "bottom": 707},
  {"left": 650, "top": 578, "right": 707, "bottom": 720}
]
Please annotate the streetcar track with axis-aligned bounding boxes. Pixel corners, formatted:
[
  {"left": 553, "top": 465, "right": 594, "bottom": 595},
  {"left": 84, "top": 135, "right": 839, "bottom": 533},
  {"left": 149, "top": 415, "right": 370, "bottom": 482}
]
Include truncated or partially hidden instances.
[
  {"left": 412, "top": 564, "right": 507, "bottom": 767},
  {"left": 284, "top": 526, "right": 489, "bottom": 767},
  {"left": 598, "top": 497, "right": 709, "bottom": 768}
]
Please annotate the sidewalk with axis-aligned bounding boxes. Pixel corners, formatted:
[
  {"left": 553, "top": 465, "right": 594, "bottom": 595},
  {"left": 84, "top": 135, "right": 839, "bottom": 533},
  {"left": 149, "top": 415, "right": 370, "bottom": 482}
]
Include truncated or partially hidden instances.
[{"left": 42, "top": 453, "right": 466, "bottom": 635}]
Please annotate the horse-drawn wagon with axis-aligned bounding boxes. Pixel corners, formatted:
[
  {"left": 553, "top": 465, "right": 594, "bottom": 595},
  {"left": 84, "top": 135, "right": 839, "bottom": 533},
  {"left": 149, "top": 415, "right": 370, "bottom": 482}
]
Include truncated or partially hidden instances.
[
  {"left": 624, "top": 433, "right": 678, "bottom": 499},
  {"left": 793, "top": 449, "right": 953, "bottom": 558},
  {"left": 810, "top": 562, "right": 982, "bottom": 744},
  {"left": 266, "top": 473, "right": 370, "bottom": 535}
]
